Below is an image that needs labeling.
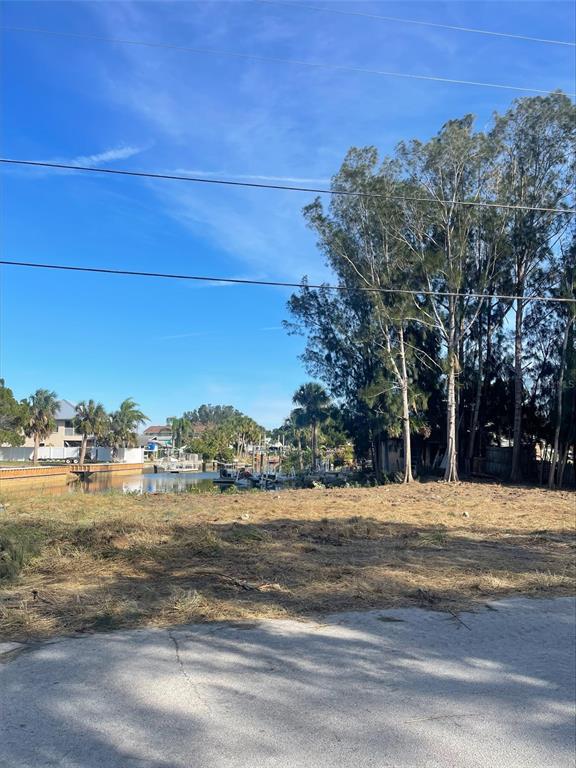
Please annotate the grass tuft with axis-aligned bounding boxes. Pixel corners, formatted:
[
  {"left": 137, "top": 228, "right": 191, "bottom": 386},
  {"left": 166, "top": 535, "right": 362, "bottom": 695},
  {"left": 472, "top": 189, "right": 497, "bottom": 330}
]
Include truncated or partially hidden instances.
[{"left": 0, "top": 527, "right": 43, "bottom": 580}]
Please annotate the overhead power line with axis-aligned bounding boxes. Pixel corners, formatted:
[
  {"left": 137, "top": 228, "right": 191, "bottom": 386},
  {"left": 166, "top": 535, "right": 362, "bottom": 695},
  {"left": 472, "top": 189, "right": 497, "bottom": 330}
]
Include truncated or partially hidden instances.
[
  {"left": 1, "top": 25, "right": 568, "bottom": 95},
  {"left": 257, "top": 0, "right": 576, "bottom": 48},
  {"left": 1, "top": 261, "right": 574, "bottom": 304},
  {"left": 2, "top": 159, "right": 574, "bottom": 215}
]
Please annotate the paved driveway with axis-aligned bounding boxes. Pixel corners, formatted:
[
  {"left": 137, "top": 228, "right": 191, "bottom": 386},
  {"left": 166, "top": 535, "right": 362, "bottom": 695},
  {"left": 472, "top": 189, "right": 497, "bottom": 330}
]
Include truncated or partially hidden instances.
[{"left": 1, "top": 597, "right": 575, "bottom": 768}]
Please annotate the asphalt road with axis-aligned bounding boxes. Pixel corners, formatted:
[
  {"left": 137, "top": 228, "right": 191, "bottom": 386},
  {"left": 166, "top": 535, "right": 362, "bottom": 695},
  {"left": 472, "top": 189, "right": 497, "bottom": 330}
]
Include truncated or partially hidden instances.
[{"left": 1, "top": 597, "right": 575, "bottom": 768}]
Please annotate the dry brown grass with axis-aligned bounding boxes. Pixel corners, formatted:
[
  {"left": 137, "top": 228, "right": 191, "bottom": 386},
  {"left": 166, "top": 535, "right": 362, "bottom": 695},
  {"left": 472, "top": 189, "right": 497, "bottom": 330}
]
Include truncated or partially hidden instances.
[{"left": 1, "top": 481, "right": 574, "bottom": 641}]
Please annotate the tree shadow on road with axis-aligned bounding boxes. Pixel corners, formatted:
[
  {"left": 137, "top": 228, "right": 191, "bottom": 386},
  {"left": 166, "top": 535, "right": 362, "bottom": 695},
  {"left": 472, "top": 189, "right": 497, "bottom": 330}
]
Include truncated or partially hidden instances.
[{"left": 1, "top": 596, "right": 574, "bottom": 768}]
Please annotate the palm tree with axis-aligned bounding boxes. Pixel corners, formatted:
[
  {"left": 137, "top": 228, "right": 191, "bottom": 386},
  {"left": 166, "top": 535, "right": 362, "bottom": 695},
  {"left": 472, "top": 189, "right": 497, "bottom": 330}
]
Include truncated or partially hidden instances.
[
  {"left": 74, "top": 400, "right": 108, "bottom": 464},
  {"left": 167, "top": 416, "right": 192, "bottom": 450},
  {"left": 292, "top": 383, "right": 331, "bottom": 470},
  {"left": 284, "top": 411, "right": 306, "bottom": 471},
  {"left": 24, "top": 389, "right": 59, "bottom": 463},
  {"left": 108, "top": 398, "right": 148, "bottom": 459}
]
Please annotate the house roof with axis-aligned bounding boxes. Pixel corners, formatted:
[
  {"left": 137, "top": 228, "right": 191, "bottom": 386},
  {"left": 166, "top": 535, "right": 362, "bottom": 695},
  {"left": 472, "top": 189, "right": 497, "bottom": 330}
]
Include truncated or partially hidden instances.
[{"left": 55, "top": 399, "right": 77, "bottom": 421}]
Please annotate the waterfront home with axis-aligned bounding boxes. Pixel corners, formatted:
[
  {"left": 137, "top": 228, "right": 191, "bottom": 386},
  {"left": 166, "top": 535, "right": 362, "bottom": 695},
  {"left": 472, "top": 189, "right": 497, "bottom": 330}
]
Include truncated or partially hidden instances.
[
  {"left": 22, "top": 399, "right": 84, "bottom": 449},
  {"left": 143, "top": 425, "right": 173, "bottom": 447}
]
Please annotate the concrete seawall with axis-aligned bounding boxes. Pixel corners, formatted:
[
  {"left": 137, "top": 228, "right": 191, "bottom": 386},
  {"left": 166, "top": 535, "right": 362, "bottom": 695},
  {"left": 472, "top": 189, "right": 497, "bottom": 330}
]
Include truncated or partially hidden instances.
[{"left": 0, "top": 463, "right": 145, "bottom": 482}]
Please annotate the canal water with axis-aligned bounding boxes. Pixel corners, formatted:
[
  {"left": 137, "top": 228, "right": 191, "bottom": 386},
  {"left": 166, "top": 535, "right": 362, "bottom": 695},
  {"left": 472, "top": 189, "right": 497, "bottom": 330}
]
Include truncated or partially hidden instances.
[
  {"left": 73, "top": 470, "right": 219, "bottom": 495},
  {"left": 2, "top": 471, "right": 219, "bottom": 497}
]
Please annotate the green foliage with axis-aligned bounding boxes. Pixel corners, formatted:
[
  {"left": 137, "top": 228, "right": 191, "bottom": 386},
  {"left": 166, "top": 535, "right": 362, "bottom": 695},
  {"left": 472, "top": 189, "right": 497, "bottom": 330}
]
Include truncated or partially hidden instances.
[
  {"left": 23, "top": 389, "right": 59, "bottom": 458},
  {"left": 333, "top": 444, "right": 354, "bottom": 468},
  {"left": 282, "top": 447, "right": 312, "bottom": 473},
  {"left": 74, "top": 400, "right": 109, "bottom": 463},
  {"left": 166, "top": 416, "right": 191, "bottom": 449},
  {"left": 0, "top": 527, "right": 43, "bottom": 580},
  {"left": 107, "top": 399, "right": 147, "bottom": 449},
  {"left": 292, "top": 382, "right": 332, "bottom": 469},
  {"left": 183, "top": 404, "right": 243, "bottom": 426},
  {"left": 0, "top": 380, "right": 28, "bottom": 446},
  {"left": 186, "top": 425, "right": 234, "bottom": 462},
  {"left": 74, "top": 400, "right": 108, "bottom": 438},
  {"left": 287, "top": 93, "right": 575, "bottom": 485},
  {"left": 174, "top": 404, "right": 264, "bottom": 461},
  {"left": 292, "top": 383, "right": 331, "bottom": 427}
]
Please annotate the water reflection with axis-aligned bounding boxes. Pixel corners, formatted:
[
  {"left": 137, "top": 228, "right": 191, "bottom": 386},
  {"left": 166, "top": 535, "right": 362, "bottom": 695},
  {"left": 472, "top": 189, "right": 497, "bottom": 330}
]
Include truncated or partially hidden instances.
[
  {"left": 70, "top": 471, "right": 218, "bottom": 495},
  {"left": 2, "top": 471, "right": 294, "bottom": 498}
]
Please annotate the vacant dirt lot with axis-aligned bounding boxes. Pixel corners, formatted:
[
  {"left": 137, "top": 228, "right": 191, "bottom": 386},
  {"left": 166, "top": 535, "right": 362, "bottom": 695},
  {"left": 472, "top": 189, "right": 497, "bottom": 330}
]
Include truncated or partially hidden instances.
[{"left": 1, "top": 481, "right": 574, "bottom": 641}]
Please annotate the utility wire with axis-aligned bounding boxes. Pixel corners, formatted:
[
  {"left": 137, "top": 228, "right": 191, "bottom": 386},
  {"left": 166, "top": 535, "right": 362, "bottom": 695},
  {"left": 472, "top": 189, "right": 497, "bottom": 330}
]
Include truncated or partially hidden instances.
[
  {"left": 2, "top": 159, "right": 574, "bottom": 215},
  {"left": 257, "top": 0, "right": 576, "bottom": 48},
  {"left": 0, "top": 25, "right": 568, "bottom": 95},
  {"left": 1, "top": 260, "right": 574, "bottom": 304}
]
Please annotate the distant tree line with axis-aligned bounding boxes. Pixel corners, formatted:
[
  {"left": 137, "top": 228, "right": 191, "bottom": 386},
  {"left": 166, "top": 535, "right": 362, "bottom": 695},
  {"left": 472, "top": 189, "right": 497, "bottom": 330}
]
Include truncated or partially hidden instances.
[
  {"left": 286, "top": 93, "right": 575, "bottom": 487},
  {"left": 168, "top": 395, "right": 353, "bottom": 471},
  {"left": 165, "top": 405, "right": 265, "bottom": 463}
]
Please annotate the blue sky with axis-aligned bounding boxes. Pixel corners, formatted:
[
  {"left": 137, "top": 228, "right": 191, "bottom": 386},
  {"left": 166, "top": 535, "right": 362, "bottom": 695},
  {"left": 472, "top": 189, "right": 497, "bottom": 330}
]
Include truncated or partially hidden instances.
[{"left": 1, "top": 1, "right": 574, "bottom": 427}]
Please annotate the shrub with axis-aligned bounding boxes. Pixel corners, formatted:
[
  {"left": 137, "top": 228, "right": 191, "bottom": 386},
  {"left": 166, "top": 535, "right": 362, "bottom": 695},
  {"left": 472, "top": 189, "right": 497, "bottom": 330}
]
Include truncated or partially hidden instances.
[{"left": 0, "top": 528, "right": 42, "bottom": 580}]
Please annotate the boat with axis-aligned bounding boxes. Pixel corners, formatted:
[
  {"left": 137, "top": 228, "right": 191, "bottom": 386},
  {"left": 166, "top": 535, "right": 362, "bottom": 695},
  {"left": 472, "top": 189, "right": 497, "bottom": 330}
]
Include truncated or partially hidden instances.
[
  {"left": 212, "top": 464, "right": 240, "bottom": 486},
  {"left": 154, "top": 457, "right": 201, "bottom": 473},
  {"left": 212, "top": 463, "right": 294, "bottom": 490},
  {"left": 213, "top": 465, "right": 260, "bottom": 489}
]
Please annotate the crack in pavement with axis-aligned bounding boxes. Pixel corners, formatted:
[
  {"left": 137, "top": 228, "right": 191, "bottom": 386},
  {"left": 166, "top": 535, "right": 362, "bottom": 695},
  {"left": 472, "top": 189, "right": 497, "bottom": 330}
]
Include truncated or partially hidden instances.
[{"left": 167, "top": 629, "right": 214, "bottom": 714}]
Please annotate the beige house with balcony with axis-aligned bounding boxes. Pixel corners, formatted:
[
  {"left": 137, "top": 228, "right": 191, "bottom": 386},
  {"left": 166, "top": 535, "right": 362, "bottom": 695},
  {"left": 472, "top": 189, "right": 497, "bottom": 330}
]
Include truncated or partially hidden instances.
[{"left": 22, "top": 399, "right": 84, "bottom": 448}]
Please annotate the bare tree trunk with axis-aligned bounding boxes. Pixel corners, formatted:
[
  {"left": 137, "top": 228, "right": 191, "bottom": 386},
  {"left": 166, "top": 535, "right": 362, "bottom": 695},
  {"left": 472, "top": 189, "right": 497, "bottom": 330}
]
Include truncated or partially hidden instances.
[
  {"left": 466, "top": 311, "right": 484, "bottom": 475},
  {"left": 79, "top": 434, "right": 88, "bottom": 465},
  {"left": 401, "top": 385, "right": 413, "bottom": 483},
  {"left": 511, "top": 294, "right": 524, "bottom": 481},
  {"left": 444, "top": 356, "right": 459, "bottom": 482},
  {"left": 297, "top": 433, "right": 303, "bottom": 471},
  {"left": 312, "top": 422, "right": 318, "bottom": 470},
  {"left": 538, "top": 444, "right": 545, "bottom": 485},
  {"left": 479, "top": 302, "right": 494, "bottom": 458},
  {"left": 33, "top": 433, "right": 39, "bottom": 464},
  {"left": 548, "top": 320, "right": 570, "bottom": 488},
  {"left": 444, "top": 303, "right": 459, "bottom": 482},
  {"left": 398, "top": 327, "right": 414, "bottom": 483}
]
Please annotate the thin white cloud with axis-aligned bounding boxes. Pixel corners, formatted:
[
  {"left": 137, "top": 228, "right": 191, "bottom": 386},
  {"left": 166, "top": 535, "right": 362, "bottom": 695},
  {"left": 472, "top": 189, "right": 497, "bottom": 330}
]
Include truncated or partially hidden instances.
[
  {"left": 175, "top": 168, "right": 330, "bottom": 185},
  {"left": 155, "top": 182, "right": 327, "bottom": 282},
  {"left": 68, "top": 145, "right": 145, "bottom": 166},
  {"left": 89, "top": 3, "right": 444, "bottom": 284},
  {"left": 4, "top": 145, "right": 147, "bottom": 179}
]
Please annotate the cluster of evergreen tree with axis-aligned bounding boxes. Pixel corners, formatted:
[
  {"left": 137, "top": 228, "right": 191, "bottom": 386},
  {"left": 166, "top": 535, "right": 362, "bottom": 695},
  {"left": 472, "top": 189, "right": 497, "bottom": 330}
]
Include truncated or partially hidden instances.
[
  {"left": 167, "top": 405, "right": 265, "bottom": 463},
  {"left": 286, "top": 93, "right": 575, "bottom": 487}
]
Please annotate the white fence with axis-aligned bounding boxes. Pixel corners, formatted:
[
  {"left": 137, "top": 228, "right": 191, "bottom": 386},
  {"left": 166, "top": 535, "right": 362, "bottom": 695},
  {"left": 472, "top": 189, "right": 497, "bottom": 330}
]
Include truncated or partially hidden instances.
[
  {"left": 91, "top": 447, "right": 145, "bottom": 464},
  {"left": 0, "top": 446, "right": 80, "bottom": 462},
  {"left": 0, "top": 446, "right": 144, "bottom": 464}
]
